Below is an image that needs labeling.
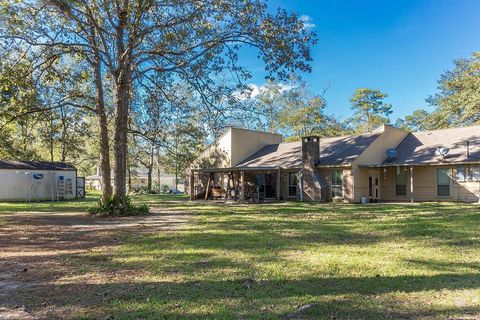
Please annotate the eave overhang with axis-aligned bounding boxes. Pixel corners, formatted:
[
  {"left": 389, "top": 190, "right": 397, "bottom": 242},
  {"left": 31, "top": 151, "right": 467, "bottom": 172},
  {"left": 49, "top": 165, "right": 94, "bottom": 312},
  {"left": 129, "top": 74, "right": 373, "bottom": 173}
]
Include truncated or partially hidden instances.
[
  {"left": 359, "top": 161, "right": 480, "bottom": 168},
  {"left": 316, "top": 163, "right": 353, "bottom": 168},
  {"left": 191, "top": 166, "right": 281, "bottom": 173}
]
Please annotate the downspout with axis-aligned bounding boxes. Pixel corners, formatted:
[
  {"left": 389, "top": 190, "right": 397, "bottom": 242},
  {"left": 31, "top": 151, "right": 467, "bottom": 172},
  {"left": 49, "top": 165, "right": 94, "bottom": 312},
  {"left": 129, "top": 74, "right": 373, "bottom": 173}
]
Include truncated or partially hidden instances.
[
  {"left": 351, "top": 164, "right": 355, "bottom": 203},
  {"left": 410, "top": 166, "right": 414, "bottom": 204},
  {"left": 477, "top": 172, "right": 480, "bottom": 204},
  {"left": 298, "top": 170, "right": 304, "bottom": 202}
]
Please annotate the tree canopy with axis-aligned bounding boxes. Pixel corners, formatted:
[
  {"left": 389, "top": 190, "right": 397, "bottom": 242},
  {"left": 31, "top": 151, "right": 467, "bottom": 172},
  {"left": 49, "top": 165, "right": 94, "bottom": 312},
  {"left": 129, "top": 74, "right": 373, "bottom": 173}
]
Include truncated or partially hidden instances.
[
  {"left": 0, "top": 0, "right": 317, "bottom": 211},
  {"left": 348, "top": 88, "right": 392, "bottom": 133},
  {"left": 428, "top": 51, "right": 480, "bottom": 127},
  {"left": 396, "top": 51, "right": 480, "bottom": 131}
]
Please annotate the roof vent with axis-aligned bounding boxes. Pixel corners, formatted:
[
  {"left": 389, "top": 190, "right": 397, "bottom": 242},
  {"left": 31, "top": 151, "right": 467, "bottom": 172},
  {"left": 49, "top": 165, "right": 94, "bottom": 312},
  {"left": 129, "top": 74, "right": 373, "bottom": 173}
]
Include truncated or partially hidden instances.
[
  {"left": 385, "top": 148, "right": 398, "bottom": 161},
  {"left": 435, "top": 147, "right": 450, "bottom": 158}
]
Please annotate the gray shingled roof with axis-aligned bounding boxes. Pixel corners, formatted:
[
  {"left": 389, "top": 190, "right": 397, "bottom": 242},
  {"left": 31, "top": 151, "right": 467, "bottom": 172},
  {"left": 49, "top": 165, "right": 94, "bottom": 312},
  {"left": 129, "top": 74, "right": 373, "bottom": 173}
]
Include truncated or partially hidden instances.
[
  {"left": 235, "top": 132, "right": 381, "bottom": 168},
  {"left": 0, "top": 160, "right": 76, "bottom": 171},
  {"left": 384, "top": 125, "right": 480, "bottom": 165},
  {"left": 235, "top": 142, "right": 303, "bottom": 168}
]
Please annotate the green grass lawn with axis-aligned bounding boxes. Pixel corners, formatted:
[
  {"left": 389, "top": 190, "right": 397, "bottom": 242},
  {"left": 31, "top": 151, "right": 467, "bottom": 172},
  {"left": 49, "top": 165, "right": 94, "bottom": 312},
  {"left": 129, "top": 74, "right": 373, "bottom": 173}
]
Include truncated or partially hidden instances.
[
  {"left": 0, "top": 192, "right": 188, "bottom": 214},
  {"left": 86, "top": 198, "right": 480, "bottom": 319},
  {"left": 2, "top": 195, "right": 479, "bottom": 319},
  {"left": 0, "top": 193, "right": 98, "bottom": 214}
]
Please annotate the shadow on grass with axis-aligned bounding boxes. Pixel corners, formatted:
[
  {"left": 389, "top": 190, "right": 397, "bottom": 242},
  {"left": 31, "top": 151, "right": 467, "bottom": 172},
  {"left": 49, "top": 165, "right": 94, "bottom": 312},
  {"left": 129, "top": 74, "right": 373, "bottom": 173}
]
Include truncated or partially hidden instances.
[
  {"left": 20, "top": 273, "right": 480, "bottom": 319},
  {"left": 2, "top": 197, "right": 480, "bottom": 319},
  {"left": 0, "top": 196, "right": 98, "bottom": 214}
]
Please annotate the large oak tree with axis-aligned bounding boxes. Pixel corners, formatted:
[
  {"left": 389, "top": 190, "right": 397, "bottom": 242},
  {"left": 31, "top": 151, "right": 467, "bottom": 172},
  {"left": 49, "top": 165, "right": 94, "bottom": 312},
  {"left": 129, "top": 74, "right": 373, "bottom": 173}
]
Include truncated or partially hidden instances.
[{"left": 1, "top": 0, "right": 316, "bottom": 211}]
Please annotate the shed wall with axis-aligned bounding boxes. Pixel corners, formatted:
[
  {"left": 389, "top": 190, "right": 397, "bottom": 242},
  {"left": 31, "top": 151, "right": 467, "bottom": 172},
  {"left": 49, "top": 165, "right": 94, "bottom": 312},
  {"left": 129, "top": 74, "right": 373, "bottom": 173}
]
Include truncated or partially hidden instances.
[{"left": 0, "top": 169, "right": 77, "bottom": 201}]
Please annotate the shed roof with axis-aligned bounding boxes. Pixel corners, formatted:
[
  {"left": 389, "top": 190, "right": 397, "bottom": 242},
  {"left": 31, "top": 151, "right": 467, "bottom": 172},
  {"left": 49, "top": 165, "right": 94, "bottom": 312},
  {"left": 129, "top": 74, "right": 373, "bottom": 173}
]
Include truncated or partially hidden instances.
[
  {"left": 235, "top": 132, "right": 381, "bottom": 168},
  {"left": 0, "top": 160, "right": 76, "bottom": 171},
  {"left": 383, "top": 125, "right": 480, "bottom": 165}
]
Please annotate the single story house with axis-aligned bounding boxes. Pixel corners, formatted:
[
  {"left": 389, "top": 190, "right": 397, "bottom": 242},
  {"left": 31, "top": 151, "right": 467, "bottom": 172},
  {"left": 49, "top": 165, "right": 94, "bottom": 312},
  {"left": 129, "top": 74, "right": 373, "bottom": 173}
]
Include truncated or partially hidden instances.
[
  {"left": 0, "top": 160, "right": 78, "bottom": 201},
  {"left": 188, "top": 125, "right": 480, "bottom": 203}
]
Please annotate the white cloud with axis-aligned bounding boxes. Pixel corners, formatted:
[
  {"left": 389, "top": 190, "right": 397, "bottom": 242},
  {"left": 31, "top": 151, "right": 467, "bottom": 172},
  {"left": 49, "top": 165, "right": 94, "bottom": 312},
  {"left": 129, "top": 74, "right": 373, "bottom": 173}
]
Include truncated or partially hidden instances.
[
  {"left": 235, "top": 83, "right": 293, "bottom": 101},
  {"left": 300, "top": 14, "right": 316, "bottom": 29}
]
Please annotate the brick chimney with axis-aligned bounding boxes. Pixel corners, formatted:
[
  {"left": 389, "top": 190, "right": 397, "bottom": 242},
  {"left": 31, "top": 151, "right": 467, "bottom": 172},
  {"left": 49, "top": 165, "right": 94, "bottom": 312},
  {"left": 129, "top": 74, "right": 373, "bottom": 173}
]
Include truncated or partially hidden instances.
[{"left": 301, "top": 136, "right": 322, "bottom": 201}]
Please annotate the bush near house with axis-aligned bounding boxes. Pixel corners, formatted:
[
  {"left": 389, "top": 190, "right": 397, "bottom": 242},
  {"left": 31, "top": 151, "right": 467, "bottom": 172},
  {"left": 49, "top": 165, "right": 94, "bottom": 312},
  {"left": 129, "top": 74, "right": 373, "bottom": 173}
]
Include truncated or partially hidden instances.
[{"left": 87, "top": 196, "right": 149, "bottom": 216}]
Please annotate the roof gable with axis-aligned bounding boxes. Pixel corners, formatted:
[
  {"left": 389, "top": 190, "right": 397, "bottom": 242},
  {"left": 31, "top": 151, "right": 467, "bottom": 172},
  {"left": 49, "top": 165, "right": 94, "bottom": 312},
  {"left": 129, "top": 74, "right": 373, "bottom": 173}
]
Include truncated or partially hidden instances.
[
  {"left": 235, "top": 131, "right": 382, "bottom": 168},
  {"left": 385, "top": 125, "right": 480, "bottom": 165}
]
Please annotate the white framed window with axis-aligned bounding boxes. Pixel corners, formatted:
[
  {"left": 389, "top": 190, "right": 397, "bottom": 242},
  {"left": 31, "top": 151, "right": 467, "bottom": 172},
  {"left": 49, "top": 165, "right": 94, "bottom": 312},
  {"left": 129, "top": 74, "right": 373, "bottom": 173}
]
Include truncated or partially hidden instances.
[
  {"left": 456, "top": 166, "right": 465, "bottom": 182},
  {"left": 471, "top": 167, "right": 480, "bottom": 181},
  {"left": 395, "top": 169, "right": 407, "bottom": 196},
  {"left": 288, "top": 172, "right": 298, "bottom": 197},
  {"left": 436, "top": 168, "right": 450, "bottom": 197},
  {"left": 331, "top": 169, "right": 343, "bottom": 198}
]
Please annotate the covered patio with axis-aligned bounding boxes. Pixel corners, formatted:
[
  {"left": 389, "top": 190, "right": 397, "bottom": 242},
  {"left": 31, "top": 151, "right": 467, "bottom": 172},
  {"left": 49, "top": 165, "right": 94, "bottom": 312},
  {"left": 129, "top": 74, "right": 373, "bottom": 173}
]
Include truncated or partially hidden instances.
[
  {"left": 189, "top": 167, "right": 282, "bottom": 202},
  {"left": 359, "top": 164, "right": 416, "bottom": 203},
  {"left": 359, "top": 163, "right": 480, "bottom": 203}
]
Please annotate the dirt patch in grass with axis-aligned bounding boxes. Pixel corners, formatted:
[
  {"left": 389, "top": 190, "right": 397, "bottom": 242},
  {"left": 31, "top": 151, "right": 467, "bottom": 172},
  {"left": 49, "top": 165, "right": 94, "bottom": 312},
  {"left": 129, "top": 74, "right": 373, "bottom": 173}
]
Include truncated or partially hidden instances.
[{"left": 0, "top": 207, "right": 189, "bottom": 319}]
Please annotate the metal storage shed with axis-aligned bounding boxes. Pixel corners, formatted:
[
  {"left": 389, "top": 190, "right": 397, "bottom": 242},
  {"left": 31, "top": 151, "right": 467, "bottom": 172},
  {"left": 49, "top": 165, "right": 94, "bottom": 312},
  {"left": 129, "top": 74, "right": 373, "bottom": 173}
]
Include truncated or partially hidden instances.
[{"left": 0, "top": 160, "right": 78, "bottom": 201}]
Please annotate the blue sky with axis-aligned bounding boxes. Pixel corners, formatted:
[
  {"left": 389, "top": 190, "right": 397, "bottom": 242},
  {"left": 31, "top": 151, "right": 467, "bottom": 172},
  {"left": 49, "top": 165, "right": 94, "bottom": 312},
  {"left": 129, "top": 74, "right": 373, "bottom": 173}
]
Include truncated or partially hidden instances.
[{"left": 241, "top": 0, "right": 480, "bottom": 122}]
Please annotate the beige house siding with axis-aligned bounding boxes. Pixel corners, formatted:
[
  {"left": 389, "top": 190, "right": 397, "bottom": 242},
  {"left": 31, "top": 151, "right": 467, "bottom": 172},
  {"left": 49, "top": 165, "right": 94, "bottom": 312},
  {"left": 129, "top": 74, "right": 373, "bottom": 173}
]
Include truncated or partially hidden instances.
[
  {"left": 343, "top": 169, "right": 354, "bottom": 202},
  {"left": 230, "top": 128, "right": 282, "bottom": 166},
  {"left": 353, "top": 125, "right": 410, "bottom": 202},
  {"left": 190, "top": 127, "right": 282, "bottom": 170},
  {"left": 354, "top": 125, "right": 409, "bottom": 166},
  {"left": 352, "top": 167, "right": 369, "bottom": 202},
  {"left": 190, "top": 129, "right": 232, "bottom": 169},
  {"left": 408, "top": 166, "right": 435, "bottom": 201},
  {"left": 378, "top": 165, "right": 480, "bottom": 202},
  {"left": 379, "top": 166, "right": 411, "bottom": 201}
]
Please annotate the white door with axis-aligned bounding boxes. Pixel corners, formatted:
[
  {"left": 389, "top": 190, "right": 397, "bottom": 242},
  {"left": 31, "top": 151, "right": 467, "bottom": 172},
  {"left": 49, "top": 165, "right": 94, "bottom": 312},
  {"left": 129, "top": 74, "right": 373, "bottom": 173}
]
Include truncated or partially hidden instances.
[{"left": 369, "top": 171, "right": 380, "bottom": 201}]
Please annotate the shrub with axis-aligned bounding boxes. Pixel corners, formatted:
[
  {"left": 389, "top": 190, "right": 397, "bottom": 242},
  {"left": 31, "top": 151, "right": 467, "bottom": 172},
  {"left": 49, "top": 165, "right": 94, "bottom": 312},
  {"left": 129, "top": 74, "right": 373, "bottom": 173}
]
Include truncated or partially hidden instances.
[
  {"left": 161, "top": 184, "right": 170, "bottom": 194},
  {"left": 131, "top": 186, "right": 159, "bottom": 195},
  {"left": 87, "top": 196, "right": 149, "bottom": 216}
]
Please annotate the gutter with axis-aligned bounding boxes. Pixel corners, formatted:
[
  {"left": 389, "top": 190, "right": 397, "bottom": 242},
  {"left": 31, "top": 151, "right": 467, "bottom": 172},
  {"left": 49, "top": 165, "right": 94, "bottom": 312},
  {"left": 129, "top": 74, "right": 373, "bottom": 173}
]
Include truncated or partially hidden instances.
[
  {"left": 191, "top": 166, "right": 282, "bottom": 173},
  {"left": 316, "top": 163, "right": 353, "bottom": 168},
  {"left": 359, "top": 161, "right": 480, "bottom": 168}
]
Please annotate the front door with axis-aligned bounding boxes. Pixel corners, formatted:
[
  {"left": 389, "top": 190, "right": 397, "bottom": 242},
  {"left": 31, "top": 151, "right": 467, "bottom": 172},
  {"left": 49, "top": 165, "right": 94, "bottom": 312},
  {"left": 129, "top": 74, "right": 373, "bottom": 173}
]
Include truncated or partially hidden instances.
[{"left": 368, "top": 170, "right": 380, "bottom": 201}]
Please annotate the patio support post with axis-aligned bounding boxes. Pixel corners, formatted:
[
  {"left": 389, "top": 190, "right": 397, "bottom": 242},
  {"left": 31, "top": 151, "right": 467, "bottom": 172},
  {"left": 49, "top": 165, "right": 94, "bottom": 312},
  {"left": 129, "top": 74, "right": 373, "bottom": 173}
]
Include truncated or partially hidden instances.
[
  {"left": 276, "top": 168, "right": 281, "bottom": 201},
  {"left": 204, "top": 173, "right": 212, "bottom": 201},
  {"left": 410, "top": 166, "right": 414, "bottom": 203},
  {"left": 240, "top": 170, "right": 245, "bottom": 203},
  {"left": 189, "top": 172, "right": 194, "bottom": 200}
]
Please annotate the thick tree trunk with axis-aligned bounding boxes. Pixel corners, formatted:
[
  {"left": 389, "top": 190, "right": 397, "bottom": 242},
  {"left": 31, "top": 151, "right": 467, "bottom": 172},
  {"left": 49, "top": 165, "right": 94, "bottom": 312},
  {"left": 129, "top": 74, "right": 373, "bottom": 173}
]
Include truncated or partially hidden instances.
[
  {"left": 112, "top": 8, "right": 131, "bottom": 210},
  {"left": 93, "top": 44, "right": 112, "bottom": 203},
  {"left": 156, "top": 150, "right": 161, "bottom": 193},
  {"left": 147, "top": 166, "right": 152, "bottom": 191},
  {"left": 157, "top": 165, "right": 161, "bottom": 193},
  {"left": 98, "top": 110, "right": 112, "bottom": 202},
  {"left": 60, "top": 106, "right": 67, "bottom": 162},
  {"left": 147, "top": 144, "right": 154, "bottom": 191},
  {"left": 113, "top": 82, "right": 130, "bottom": 208},
  {"left": 49, "top": 114, "right": 54, "bottom": 162},
  {"left": 128, "top": 164, "right": 131, "bottom": 191},
  {"left": 175, "top": 163, "right": 179, "bottom": 190}
]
